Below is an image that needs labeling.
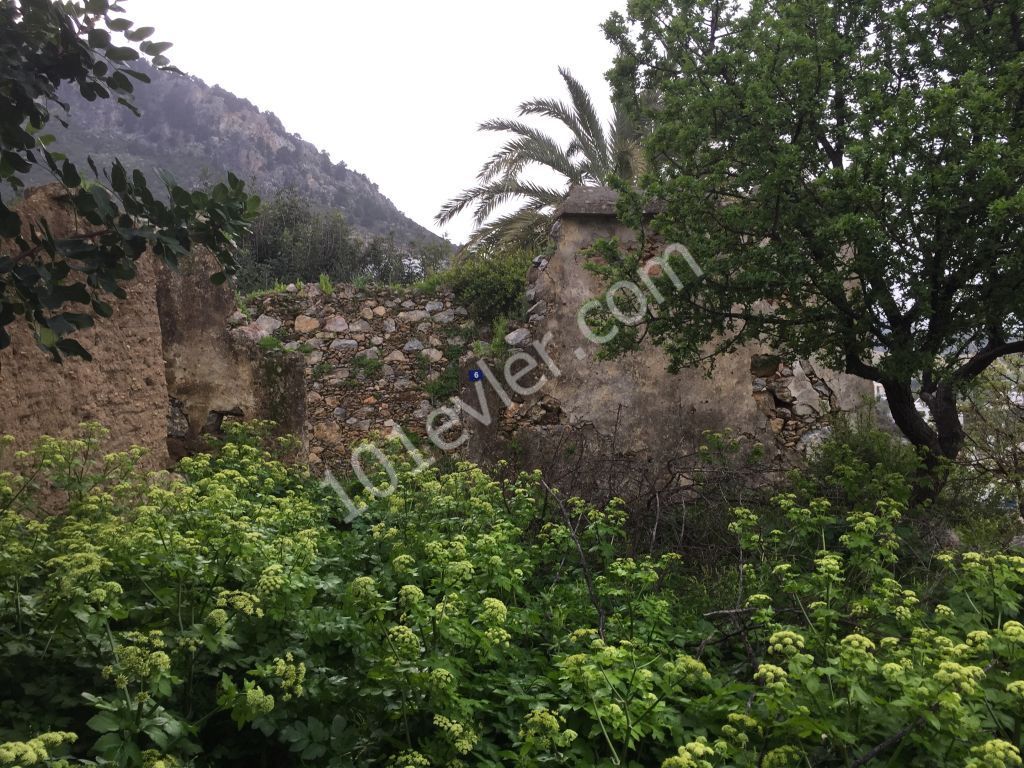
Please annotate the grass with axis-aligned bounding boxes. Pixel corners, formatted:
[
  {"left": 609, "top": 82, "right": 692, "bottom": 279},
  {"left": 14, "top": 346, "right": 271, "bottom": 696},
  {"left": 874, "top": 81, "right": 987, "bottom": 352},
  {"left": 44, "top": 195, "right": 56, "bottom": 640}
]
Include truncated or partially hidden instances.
[
  {"left": 239, "top": 281, "right": 291, "bottom": 307},
  {"left": 352, "top": 355, "right": 384, "bottom": 377},
  {"left": 318, "top": 274, "right": 333, "bottom": 295},
  {"left": 424, "top": 360, "right": 461, "bottom": 401},
  {"left": 411, "top": 270, "right": 447, "bottom": 295},
  {"left": 258, "top": 335, "right": 283, "bottom": 351},
  {"left": 311, "top": 361, "right": 332, "bottom": 380},
  {"left": 471, "top": 316, "right": 510, "bottom": 362}
]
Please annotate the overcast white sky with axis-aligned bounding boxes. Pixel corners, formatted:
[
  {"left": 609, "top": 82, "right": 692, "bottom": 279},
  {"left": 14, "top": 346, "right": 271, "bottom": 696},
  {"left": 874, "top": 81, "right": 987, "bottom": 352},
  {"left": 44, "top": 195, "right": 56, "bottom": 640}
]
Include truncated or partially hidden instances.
[{"left": 126, "top": 1, "right": 624, "bottom": 243}]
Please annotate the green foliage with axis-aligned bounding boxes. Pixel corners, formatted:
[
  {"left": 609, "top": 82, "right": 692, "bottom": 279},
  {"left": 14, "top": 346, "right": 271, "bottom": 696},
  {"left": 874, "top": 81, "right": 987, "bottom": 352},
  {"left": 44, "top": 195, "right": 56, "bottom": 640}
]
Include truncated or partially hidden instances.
[
  {"left": 0, "top": 0, "right": 258, "bottom": 360},
  {"left": 258, "top": 335, "right": 283, "bottom": 351},
  {"left": 961, "top": 355, "right": 1024, "bottom": 518},
  {"left": 236, "top": 192, "right": 449, "bottom": 293},
  {"left": 235, "top": 191, "right": 362, "bottom": 293},
  {"left": 799, "top": 416, "right": 923, "bottom": 509},
  {"left": 602, "top": 0, "right": 1024, "bottom": 467},
  {"left": 436, "top": 251, "right": 531, "bottom": 327},
  {"left": 422, "top": 347, "right": 463, "bottom": 402},
  {"left": 311, "top": 361, "right": 332, "bottom": 381},
  {"left": 3, "top": 425, "right": 1024, "bottom": 766},
  {"left": 798, "top": 416, "right": 1024, "bottom": 551},
  {"left": 351, "top": 354, "right": 383, "bottom": 378},
  {"left": 473, "top": 316, "right": 511, "bottom": 363}
]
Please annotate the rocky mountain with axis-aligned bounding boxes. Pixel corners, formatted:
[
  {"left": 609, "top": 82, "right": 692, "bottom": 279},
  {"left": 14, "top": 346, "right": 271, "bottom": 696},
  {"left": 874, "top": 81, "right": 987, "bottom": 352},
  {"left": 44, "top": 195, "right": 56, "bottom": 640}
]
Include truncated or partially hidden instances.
[{"left": 30, "top": 62, "right": 444, "bottom": 247}]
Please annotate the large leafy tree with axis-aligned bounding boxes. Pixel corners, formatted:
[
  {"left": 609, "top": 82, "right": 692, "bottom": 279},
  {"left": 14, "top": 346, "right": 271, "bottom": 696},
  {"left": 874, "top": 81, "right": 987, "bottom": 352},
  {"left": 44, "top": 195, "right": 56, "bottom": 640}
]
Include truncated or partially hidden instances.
[
  {"left": 602, "top": 0, "right": 1024, "bottom": 479},
  {"left": 961, "top": 355, "right": 1024, "bottom": 518},
  {"left": 437, "top": 67, "right": 644, "bottom": 253},
  {"left": 0, "top": 0, "right": 257, "bottom": 360}
]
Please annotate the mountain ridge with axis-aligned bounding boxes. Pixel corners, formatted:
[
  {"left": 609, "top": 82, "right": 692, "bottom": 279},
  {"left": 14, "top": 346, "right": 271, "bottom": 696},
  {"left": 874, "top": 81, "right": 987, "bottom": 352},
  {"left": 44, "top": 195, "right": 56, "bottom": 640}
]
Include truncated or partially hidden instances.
[{"left": 30, "top": 62, "right": 445, "bottom": 247}]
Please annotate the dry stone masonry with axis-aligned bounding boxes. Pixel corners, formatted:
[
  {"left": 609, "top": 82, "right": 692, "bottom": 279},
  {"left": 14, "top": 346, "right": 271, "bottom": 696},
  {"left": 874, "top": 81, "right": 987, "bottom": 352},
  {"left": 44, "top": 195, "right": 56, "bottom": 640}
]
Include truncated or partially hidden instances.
[{"left": 235, "top": 284, "right": 471, "bottom": 471}]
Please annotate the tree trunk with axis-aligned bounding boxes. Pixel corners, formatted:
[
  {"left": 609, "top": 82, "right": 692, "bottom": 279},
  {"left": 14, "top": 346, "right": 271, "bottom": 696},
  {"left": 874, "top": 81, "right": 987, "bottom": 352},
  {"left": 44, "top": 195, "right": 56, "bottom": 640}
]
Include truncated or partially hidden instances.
[{"left": 881, "top": 378, "right": 964, "bottom": 504}]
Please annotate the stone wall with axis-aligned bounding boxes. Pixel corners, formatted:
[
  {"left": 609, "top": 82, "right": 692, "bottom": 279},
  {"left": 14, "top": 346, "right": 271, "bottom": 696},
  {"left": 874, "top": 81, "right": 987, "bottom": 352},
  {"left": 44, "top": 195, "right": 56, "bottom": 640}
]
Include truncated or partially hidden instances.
[
  {"left": 459, "top": 187, "right": 876, "bottom": 508},
  {"left": 234, "top": 285, "right": 471, "bottom": 472},
  {"left": 1, "top": 183, "right": 879, "bottom": 505}
]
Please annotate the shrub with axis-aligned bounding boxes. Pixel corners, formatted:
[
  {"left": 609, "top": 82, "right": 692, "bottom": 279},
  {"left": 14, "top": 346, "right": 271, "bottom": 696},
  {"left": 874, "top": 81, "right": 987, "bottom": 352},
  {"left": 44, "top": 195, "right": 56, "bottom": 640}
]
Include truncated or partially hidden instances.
[
  {"left": 472, "top": 316, "right": 510, "bottom": 362},
  {"left": 433, "top": 251, "right": 532, "bottom": 327},
  {"left": 1, "top": 425, "right": 1024, "bottom": 766},
  {"left": 798, "top": 414, "right": 923, "bottom": 508}
]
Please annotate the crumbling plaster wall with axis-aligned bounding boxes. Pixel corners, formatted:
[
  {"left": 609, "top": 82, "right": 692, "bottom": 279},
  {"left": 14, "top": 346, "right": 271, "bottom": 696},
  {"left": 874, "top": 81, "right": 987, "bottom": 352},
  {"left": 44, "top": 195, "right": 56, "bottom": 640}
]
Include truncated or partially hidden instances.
[
  {"left": 0, "top": 186, "right": 171, "bottom": 467},
  {"left": 0, "top": 185, "right": 305, "bottom": 465},
  {"left": 463, "top": 187, "right": 876, "bottom": 505},
  {"left": 155, "top": 251, "right": 305, "bottom": 459}
]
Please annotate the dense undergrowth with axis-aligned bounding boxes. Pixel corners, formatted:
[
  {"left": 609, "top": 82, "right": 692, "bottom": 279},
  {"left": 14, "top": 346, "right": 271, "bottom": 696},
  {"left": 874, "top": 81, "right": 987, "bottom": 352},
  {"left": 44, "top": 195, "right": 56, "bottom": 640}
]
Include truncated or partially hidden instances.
[{"left": 2, "top": 424, "right": 1024, "bottom": 767}]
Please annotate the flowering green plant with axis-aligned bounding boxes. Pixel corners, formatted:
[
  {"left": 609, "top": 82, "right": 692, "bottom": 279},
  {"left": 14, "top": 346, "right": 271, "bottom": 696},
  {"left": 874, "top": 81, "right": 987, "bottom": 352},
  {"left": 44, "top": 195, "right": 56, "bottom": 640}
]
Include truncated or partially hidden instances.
[{"left": 1, "top": 424, "right": 1023, "bottom": 766}]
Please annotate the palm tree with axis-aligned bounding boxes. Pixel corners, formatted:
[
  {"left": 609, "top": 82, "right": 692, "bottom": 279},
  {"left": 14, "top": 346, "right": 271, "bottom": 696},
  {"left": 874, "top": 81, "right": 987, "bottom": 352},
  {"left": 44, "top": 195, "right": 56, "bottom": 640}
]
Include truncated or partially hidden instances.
[{"left": 437, "top": 68, "right": 644, "bottom": 253}]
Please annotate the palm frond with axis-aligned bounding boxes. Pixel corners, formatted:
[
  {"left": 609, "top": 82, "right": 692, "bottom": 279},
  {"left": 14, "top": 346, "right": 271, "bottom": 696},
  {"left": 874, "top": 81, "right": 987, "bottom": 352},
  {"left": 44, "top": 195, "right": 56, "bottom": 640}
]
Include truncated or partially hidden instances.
[
  {"left": 463, "top": 203, "right": 555, "bottom": 253},
  {"left": 437, "top": 67, "right": 649, "bottom": 250},
  {"left": 476, "top": 119, "right": 582, "bottom": 183},
  {"left": 558, "top": 67, "right": 610, "bottom": 176},
  {"left": 517, "top": 97, "right": 582, "bottom": 135}
]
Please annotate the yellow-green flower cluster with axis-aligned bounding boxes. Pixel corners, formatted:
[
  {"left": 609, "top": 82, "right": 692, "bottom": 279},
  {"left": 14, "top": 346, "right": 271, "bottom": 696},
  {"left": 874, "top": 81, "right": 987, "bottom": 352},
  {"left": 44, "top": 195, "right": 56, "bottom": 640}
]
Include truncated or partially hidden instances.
[
  {"left": 518, "top": 707, "right": 576, "bottom": 751},
  {"left": 662, "top": 737, "right": 715, "bottom": 768},
  {"left": 349, "top": 576, "right": 381, "bottom": 608},
  {"left": 387, "top": 625, "right": 421, "bottom": 659},
  {"left": 387, "top": 750, "right": 431, "bottom": 767},
  {"left": 446, "top": 560, "right": 475, "bottom": 583},
  {"left": 718, "top": 712, "right": 761, "bottom": 749},
  {"left": 934, "top": 661, "right": 986, "bottom": 695},
  {"left": 476, "top": 597, "right": 510, "bottom": 646},
  {"left": 768, "top": 630, "right": 805, "bottom": 658},
  {"left": 231, "top": 681, "right": 275, "bottom": 723},
  {"left": 0, "top": 732, "right": 77, "bottom": 766},
  {"left": 839, "top": 633, "right": 876, "bottom": 668},
  {"left": 1001, "top": 621, "right": 1024, "bottom": 644},
  {"left": 754, "top": 663, "right": 788, "bottom": 692},
  {"left": 205, "top": 608, "right": 229, "bottom": 630},
  {"left": 433, "top": 715, "right": 478, "bottom": 755},
  {"left": 814, "top": 552, "right": 844, "bottom": 580},
  {"left": 270, "top": 652, "right": 306, "bottom": 701},
  {"left": 256, "top": 563, "right": 286, "bottom": 595},
  {"left": 107, "top": 631, "right": 171, "bottom": 687},
  {"left": 392, "top": 554, "right": 417, "bottom": 575},
  {"left": 664, "top": 653, "right": 712, "bottom": 688},
  {"left": 399, "top": 584, "right": 425, "bottom": 608},
  {"left": 216, "top": 589, "right": 263, "bottom": 618},
  {"left": 762, "top": 745, "right": 804, "bottom": 768},
  {"left": 966, "top": 739, "right": 1023, "bottom": 768},
  {"left": 428, "top": 667, "right": 456, "bottom": 693},
  {"left": 141, "top": 749, "right": 183, "bottom": 768}
]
